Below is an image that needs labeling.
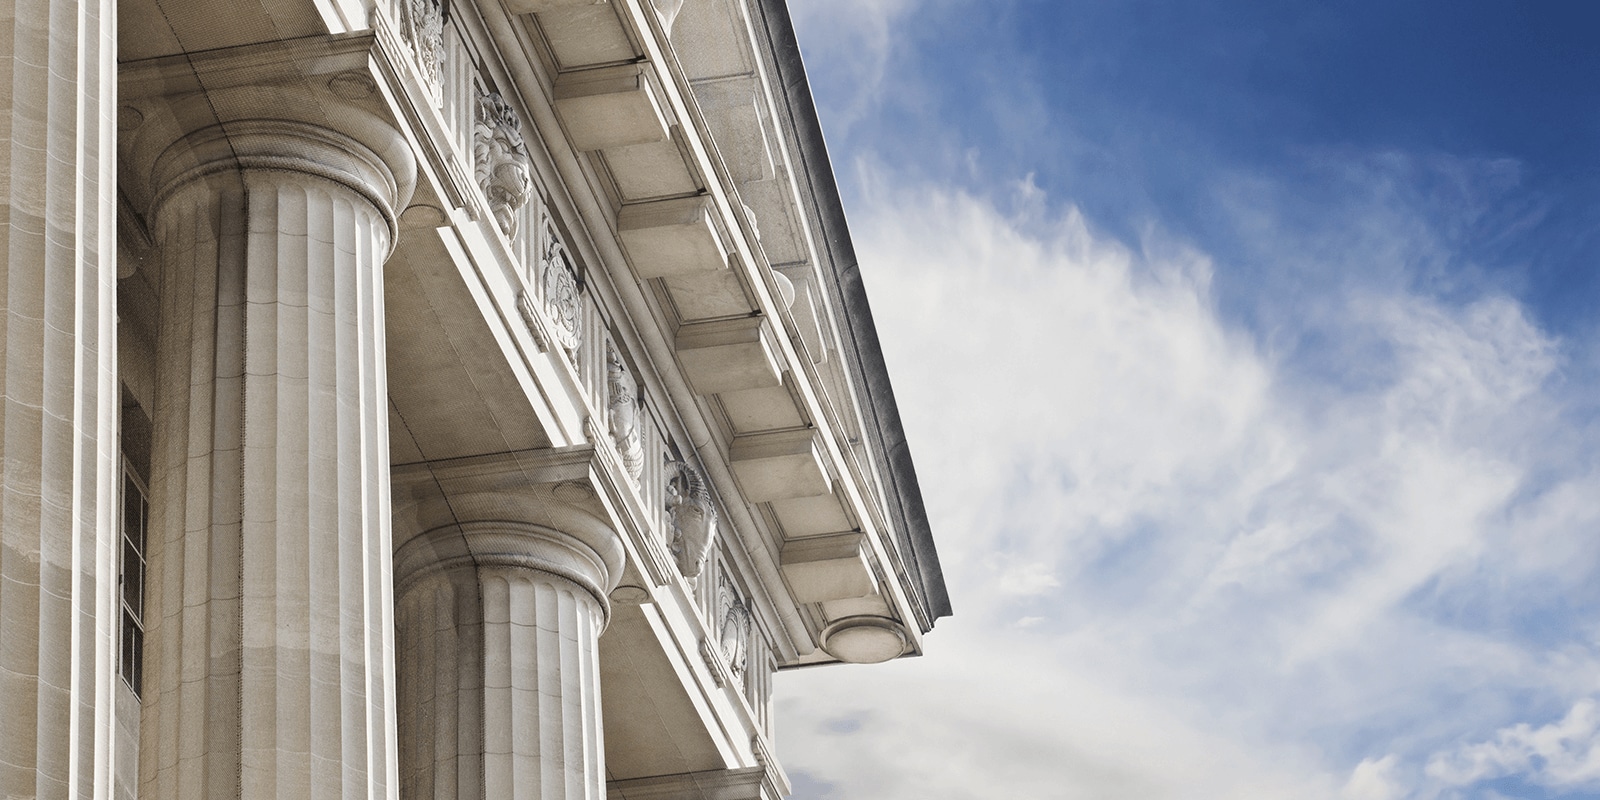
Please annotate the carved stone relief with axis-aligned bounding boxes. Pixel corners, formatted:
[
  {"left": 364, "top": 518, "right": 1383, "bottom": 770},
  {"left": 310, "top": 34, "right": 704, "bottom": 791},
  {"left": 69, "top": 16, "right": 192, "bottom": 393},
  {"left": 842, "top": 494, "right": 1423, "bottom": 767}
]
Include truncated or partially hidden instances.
[
  {"left": 397, "top": 0, "right": 444, "bottom": 96},
  {"left": 649, "top": 0, "right": 684, "bottom": 34},
  {"left": 606, "top": 344, "right": 644, "bottom": 481},
  {"left": 666, "top": 460, "right": 716, "bottom": 579},
  {"left": 716, "top": 575, "right": 750, "bottom": 677},
  {"left": 474, "top": 91, "right": 534, "bottom": 238},
  {"left": 541, "top": 236, "right": 582, "bottom": 354},
  {"left": 699, "top": 637, "right": 728, "bottom": 688},
  {"left": 516, "top": 290, "right": 546, "bottom": 352}
]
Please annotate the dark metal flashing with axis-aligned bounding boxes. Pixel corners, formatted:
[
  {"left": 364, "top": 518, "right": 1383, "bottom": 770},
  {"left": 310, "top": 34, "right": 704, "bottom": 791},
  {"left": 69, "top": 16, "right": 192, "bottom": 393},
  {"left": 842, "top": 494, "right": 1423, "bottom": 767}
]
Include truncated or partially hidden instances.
[{"left": 749, "top": 0, "right": 952, "bottom": 627}]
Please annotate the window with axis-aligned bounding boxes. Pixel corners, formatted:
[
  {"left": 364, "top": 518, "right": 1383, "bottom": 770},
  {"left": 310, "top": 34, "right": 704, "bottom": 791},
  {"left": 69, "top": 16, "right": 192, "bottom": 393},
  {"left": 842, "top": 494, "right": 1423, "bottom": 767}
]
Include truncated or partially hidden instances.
[{"left": 118, "top": 463, "right": 149, "bottom": 697}]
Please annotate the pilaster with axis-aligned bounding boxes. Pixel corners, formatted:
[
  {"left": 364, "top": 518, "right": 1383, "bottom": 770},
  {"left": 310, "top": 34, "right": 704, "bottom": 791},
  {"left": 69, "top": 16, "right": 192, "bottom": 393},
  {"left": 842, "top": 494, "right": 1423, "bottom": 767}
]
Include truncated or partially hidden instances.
[{"left": 0, "top": 0, "right": 119, "bottom": 795}]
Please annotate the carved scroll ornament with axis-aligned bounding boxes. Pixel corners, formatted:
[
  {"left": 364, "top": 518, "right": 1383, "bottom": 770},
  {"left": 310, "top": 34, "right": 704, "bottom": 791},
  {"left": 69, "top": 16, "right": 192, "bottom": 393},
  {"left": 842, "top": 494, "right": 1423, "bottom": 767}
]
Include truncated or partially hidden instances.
[
  {"left": 666, "top": 460, "right": 716, "bottom": 579},
  {"left": 606, "top": 344, "right": 645, "bottom": 481},
  {"left": 474, "top": 92, "right": 534, "bottom": 238}
]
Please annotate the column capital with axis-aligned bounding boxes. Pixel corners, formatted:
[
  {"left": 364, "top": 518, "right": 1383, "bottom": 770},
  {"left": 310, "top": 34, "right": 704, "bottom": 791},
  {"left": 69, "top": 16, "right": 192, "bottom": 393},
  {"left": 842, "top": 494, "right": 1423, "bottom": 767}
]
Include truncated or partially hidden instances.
[
  {"left": 119, "top": 32, "right": 419, "bottom": 241},
  {"left": 392, "top": 446, "right": 630, "bottom": 616},
  {"left": 148, "top": 119, "right": 409, "bottom": 241},
  {"left": 395, "top": 519, "right": 620, "bottom": 625}
]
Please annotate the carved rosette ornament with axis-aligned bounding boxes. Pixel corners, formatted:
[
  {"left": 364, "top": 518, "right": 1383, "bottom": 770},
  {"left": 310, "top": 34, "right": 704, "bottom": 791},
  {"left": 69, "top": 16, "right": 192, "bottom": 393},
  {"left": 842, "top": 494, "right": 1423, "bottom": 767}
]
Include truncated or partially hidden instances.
[
  {"left": 716, "top": 576, "right": 750, "bottom": 677},
  {"left": 541, "top": 238, "right": 582, "bottom": 353},
  {"left": 473, "top": 91, "right": 534, "bottom": 238},
  {"left": 398, "top": 0, "right": 445, "bottom": 96},
  {"left": 666, "top": 460, "right": 716, "bottom": 579},
  {"left": 606, "top": 344, "right": 645, "bottom": 481}
]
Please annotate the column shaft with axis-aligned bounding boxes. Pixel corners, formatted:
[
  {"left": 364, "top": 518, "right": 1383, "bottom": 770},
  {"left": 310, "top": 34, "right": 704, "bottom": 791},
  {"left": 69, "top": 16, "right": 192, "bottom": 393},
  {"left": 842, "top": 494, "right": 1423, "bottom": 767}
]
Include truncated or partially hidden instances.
[
  {"left": 140, "top": 160, "right": 396, "bottom": 799},
  {"left": 396, "top": 538, "right": 608, "bottom": 800},
  {"left": 0, "top": 0, "right": 119, "bottom": 794}
]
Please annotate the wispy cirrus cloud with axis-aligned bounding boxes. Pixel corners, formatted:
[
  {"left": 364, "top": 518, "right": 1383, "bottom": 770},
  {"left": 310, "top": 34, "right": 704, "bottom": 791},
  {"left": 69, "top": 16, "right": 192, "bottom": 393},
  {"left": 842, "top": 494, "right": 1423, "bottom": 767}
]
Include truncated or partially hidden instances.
[
  {"left": 774, "top": 157, "right": 1600, "bottom": 799},
  {"left": 779, "top": 3, "right": 1600, "bottom": 799},
  {"left": 786, "top": 0, "right": 923, "bottom": 134}
]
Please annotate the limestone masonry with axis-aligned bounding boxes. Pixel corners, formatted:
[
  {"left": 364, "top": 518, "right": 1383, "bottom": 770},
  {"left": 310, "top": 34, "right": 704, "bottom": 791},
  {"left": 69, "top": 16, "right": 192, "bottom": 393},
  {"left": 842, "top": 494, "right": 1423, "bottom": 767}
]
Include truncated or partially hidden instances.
[{"left": 0, "top": 0, "right": 950, "bottom": 797}]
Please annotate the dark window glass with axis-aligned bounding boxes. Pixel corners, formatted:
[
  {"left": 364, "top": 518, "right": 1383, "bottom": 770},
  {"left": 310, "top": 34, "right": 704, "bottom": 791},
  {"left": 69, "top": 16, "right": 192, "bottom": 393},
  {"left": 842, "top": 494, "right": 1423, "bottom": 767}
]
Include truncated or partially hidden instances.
[{"left": 118, "top": 463, "right": 149, "bottom": 697}]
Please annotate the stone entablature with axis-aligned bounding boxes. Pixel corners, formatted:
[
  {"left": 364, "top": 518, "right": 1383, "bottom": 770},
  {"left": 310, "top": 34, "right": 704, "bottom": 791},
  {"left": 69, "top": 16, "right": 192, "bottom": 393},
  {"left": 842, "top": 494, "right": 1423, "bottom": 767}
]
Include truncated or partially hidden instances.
[{"left": 375, "top": 0, "right": 930, "bottom": 667}]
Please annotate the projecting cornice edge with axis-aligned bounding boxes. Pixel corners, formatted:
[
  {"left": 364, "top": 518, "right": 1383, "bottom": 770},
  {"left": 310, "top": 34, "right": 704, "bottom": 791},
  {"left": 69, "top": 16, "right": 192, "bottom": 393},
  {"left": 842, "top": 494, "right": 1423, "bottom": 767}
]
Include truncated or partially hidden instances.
[{"left": 749, "top": 0, "right": 952, "bottom": 628}]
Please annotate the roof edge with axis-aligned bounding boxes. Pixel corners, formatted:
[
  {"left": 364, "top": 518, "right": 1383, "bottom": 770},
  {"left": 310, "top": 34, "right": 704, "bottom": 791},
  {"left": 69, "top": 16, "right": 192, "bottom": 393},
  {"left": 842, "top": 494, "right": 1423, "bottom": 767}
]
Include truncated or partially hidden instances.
[{"left": 750, "top": 0, "right": 952, "bottom": 626}]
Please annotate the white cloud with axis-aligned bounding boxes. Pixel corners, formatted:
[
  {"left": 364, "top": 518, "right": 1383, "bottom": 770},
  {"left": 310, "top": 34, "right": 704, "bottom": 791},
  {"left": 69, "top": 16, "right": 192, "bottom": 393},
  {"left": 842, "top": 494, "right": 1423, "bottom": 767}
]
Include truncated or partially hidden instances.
[
  {"left": 779, "top": 619, "right": 1342, "bottom": 800},
  {"left": 774, "top": 167, "right": 1600, "bottom": 799},
  {"left": 1345, "top": 756, "right": 1405, "bottom": 800},
  {"left": 1426, "top": 699, "right": 1600, "bottom": 791}
]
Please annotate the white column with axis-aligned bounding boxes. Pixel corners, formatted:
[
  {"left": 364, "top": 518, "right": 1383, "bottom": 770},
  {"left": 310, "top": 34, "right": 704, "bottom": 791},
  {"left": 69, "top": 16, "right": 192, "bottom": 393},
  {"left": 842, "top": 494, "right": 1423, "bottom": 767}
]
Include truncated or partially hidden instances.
[
  {"left": 0, "top": 0, "right": 119, "bottom": 793},
  {"left": 137, "top": 121, "right": 403, "bottom": 800},
  {"left": 394, "top": 520, "right": 614, "bottom": 800}
]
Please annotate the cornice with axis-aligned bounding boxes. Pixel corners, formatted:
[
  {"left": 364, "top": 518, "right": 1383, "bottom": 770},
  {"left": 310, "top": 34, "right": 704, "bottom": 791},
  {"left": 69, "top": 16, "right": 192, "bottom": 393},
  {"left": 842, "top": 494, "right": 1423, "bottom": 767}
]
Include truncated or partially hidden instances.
[{"left": 748, "top": 0, "right": 953, "bottom": 627}]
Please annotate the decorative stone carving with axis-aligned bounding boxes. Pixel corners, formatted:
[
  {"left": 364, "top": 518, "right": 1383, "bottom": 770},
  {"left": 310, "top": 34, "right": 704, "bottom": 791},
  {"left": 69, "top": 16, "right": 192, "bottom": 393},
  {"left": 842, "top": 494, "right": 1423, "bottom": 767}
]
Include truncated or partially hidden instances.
[
  {"left": 397, "top": 0, "right": 445, "bottom": 96},
  {"left": 541, "top": 237, "right": 582, "bottom": 353},
  {"left": 666, "top": 459, "right": 716, "bottom": 579},
  {"left": 516, "top": 290, "right": 549, "bottom": 352},
  {"left": 716, "top": 575, "right": 750, "bottom": 677},
  {"left": 649, "top": 0, "right": 684, "bottom": 34},
  {"left": 474, "top": 91, "right": 534, "bottom": 238},
  {"left": 606, "top": 344, "right": 644, "bottom": 481},
  {"left": 699, "top": 637, "right": 729, "bottom": 688}
]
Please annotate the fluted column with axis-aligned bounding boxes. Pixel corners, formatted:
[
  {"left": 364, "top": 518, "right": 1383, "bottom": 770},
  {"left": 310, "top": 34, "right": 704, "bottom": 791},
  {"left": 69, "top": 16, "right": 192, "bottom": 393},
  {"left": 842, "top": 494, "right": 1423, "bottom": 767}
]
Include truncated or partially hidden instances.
[
  {"left": 394, "top": 495, "right": 624, "bottom": 800},
  {"left": 0, "top": 0, "right": 119, "bottom": 794},
  {"left": 138, "top": 120, "right": 407, "bottom": 800}
]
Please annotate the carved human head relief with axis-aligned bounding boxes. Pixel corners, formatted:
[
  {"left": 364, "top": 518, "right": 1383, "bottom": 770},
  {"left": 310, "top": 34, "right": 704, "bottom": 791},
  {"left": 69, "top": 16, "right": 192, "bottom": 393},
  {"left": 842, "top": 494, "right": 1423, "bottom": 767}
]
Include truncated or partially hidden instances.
[{"left": 473, "top": 91, "right": 534, "bottom": 238}]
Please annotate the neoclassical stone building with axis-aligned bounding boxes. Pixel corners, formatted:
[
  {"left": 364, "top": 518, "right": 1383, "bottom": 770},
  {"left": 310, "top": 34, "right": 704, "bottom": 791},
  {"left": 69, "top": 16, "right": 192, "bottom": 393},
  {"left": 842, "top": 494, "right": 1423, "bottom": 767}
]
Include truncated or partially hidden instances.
[{"left": 0, "top": 0, "right": 949, "bottom": 797}]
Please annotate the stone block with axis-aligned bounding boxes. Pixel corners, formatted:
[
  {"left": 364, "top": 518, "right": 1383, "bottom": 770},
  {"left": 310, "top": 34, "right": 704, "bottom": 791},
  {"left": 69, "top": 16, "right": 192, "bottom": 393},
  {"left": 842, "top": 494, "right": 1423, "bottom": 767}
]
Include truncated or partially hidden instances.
[
  {"left": 769, "top": 489, "right": 854, "bottom": 537},
  {"left": 675, "top": 317, "right": 782, "bottom": 395},
  {"left": 663, "top": 269, "right": 754, "bottom": 321},
  {"left": 728, "top": 429, "right": 829, "bottom": 502},
  {"left": 531, "top": 3, "right": 638, "bottom": 68},
  {"left": 719, "top": 385, "right": 805, "bottom": 433},
  {"left": 554, "top": 64, "right": 671, "bottom": 150},
  {"left": 691, "top": 76, "right": 775, "bottom": 184},
  {"left": 603, "top": 137, "right": 700, "bottom": 202},
  {"left": 618, "top": 196, "right": 728, "bottom": 277},
  {"left": 780, "top": 533, "right": 874, "bottom": 603}
]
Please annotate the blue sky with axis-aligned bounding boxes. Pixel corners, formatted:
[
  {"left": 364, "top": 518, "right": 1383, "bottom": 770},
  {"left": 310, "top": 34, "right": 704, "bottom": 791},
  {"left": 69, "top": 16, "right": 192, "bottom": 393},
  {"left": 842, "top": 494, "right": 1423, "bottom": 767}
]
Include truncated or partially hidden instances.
[{"left": 773, "top": 2, "right": 1600, "bottom": 798}]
